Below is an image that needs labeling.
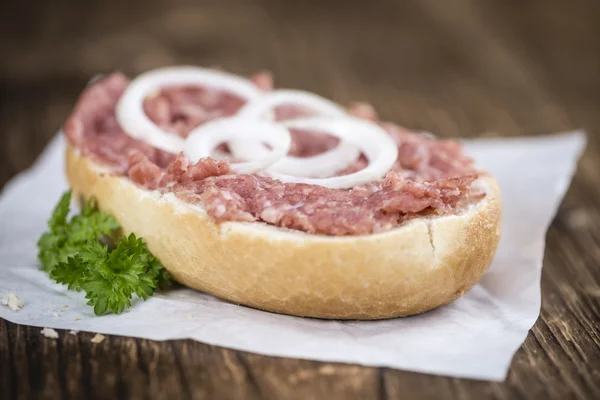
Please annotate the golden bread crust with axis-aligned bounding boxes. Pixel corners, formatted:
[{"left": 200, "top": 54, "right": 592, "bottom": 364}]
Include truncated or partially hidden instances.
[{"left": 66, "top": 144, "right": 501, "bottom": 319}]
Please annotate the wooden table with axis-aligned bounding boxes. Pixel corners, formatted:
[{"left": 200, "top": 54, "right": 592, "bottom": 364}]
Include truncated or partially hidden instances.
[{"left": 1, "top": 1, "right": 599, "bottom": 398}]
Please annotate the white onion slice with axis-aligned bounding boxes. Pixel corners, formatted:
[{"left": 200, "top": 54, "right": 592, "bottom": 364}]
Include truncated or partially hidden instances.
[
  {"left": 116, "top": 66, "right": 264, "bottom": 153},
  {"left": 229, "top": 120, "right": 360, "bottom": 178},
  {"left": 260, "top": 117, "right": 398, "bottom": 189},
  {"left": 185, "top": 118, "right": 291, "bottom": 174},
  {"left": 235, "top": 89, "right": 347, "bottom": 120},
  {"left": 269, "top": 134, "right": 360, "bottom": 178},
  {"left": 229, "top": 90, "right": 358, "bottom": 177}
]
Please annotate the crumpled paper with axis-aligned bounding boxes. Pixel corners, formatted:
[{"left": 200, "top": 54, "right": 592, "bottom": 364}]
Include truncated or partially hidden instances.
[{"left": 0, "top": 132, "right": 586, "bottom": 381}]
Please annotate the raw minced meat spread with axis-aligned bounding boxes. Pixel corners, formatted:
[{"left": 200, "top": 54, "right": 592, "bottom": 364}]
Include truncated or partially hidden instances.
[{"left": 65, "top": 72, "right": 481, "bottom": 236}]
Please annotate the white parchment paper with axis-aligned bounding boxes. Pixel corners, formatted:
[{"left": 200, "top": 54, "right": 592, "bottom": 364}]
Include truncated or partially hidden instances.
[{"left": 0, "top": 132, "right": 586, "bottom": 381}]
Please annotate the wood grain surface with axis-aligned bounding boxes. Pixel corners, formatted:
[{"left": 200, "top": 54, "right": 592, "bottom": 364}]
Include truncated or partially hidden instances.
[{"left": 1, "top": 0, "right": 599, "bottom": 399}]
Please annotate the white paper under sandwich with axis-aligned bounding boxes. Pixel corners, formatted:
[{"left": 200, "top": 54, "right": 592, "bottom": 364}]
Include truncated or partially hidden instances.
[{"left": 0, "top": 131, "right": 585, "bottom": 381}]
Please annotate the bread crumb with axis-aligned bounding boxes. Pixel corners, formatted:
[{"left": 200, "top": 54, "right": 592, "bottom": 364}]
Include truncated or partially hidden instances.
[
  {"left": 41, "top": 327, "right": 59, "bottom": 339},
  {"left": 69, "top": 330, "right": 79, "bottom": 335},
  {"left": 1, "top": 293, "right": 24, "bottom": 311},
  {"left": 91, "top": 333, "right": 106, "bottom": 344},
  {"left": 185, "top": 314, "right": 192, "bottom": 319},
  {"left": 75, "top": 318, "right": 81, "bottom": 321},
  {"left": 52, "top": 306, "right": 69, "bottom": 317}
]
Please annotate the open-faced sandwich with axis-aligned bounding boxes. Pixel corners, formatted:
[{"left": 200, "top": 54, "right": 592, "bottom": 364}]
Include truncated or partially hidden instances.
[{"left": 58, "top": 66, "right": 501, "bottom": 319}]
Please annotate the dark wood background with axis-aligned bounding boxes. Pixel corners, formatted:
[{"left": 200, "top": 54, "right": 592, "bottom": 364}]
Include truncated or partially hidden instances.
[{"left": 1, "top": 0, "right": 599, "bottom": 398}]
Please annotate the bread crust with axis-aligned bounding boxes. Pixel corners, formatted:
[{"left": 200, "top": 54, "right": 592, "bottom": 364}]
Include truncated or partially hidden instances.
[{"left": 65, "top": 144, "right": 502, "bottom": 319}]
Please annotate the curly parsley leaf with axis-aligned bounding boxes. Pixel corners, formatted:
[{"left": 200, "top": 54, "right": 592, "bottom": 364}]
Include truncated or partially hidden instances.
[
  {"left": 37, "top": 191, "right": 171, "bottom": 315},
  {"left": 49, "top": 190, "right": 71, "bottom": 228},
  {"left": 37, "top": 190, "right": 119, "bottom": 273},
  {"left": 37, "top": 191, "right": 71, "bottom": 272},
  {"left": 50, "top": 256, "right": 87, "bottom": 291}
]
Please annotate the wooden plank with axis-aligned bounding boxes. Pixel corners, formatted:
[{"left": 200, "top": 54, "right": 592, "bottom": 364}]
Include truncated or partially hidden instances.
[
  {"left": 60, "top": 328, "right": 85, "bottom": 400},
  {"left": 171, "top": 343, "right": 265, "bottom": 399},
  {"left": 0, "top": 319, "right": 14, "bottom": 400},
  {"left": 7, "top": 324, "right": 31, "bottom": 400},
  {"left": 239, "top": 353, "right": 380, "bottom": 399}
]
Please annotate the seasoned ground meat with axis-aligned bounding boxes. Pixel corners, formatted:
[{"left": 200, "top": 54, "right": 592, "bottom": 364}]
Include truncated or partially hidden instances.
[{"left": 64, "top": 72, "right": 480, "bottom": 236}]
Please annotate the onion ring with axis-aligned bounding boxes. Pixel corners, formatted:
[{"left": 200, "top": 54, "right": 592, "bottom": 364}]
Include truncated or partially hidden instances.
[
  {"left": 116, "top": 66, "right": 263, "bottom": 153},
  {"left": 185, "top": 118, "right": 292, "bottom": 175},
  {"left": 229, "top": 90, "right": 360, "bottom": 178},
  {"left": 229, "top": 119, "right": 360, "bottom": 178},
  {"left": 235, "top": 89, "right": 347, "bottom": 120},
  {"left": 257, "top": 117, "right": 398, "bottom": 189}
]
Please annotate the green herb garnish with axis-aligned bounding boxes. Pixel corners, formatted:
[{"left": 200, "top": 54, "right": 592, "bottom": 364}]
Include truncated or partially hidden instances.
[{"left": 37, "top": 191, "right": 170, "bottom": 315}]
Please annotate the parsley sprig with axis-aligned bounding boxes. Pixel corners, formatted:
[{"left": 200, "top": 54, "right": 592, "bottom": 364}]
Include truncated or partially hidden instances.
[{"left": 37, "top": 191, "right": 170, "bottom": 315}]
